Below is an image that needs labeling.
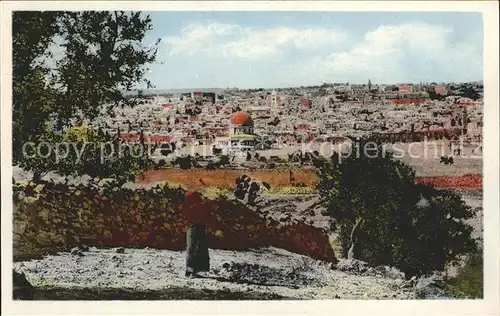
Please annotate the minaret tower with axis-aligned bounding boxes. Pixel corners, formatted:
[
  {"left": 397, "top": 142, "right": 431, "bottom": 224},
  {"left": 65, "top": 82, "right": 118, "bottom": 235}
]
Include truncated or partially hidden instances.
[
  {"left": 270, "top": 89, "right": 278, "bottom": 115},
  {"left": 271, "top": 89, "right": 277, "bottom": 107}
]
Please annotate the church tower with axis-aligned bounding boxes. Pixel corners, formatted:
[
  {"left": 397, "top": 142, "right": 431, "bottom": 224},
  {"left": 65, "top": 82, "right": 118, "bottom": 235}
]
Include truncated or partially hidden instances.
[{"left": 368, "top": 79, "right": 372, "bottom": 91}]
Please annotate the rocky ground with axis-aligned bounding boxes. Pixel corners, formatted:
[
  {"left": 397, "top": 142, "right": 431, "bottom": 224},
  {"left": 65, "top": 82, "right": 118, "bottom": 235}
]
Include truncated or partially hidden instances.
[
  {"left": 13, "top": 191, "right": 480, "bottom": 300},
  {"left": 254, "top": 195, "right": 331, "bottom": 230},
  {"left": 13, "top": 246, "right": 448, "bottom": 300}
]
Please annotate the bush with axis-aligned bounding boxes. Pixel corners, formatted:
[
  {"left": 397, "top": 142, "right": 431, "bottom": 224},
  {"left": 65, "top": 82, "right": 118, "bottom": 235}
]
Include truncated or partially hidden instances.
[
  {"left": 219, "top": 155, "right": 230, "bottom": 166},
  {"left": 317, "top": 138, "right": 478, "bottom": 278},
  {"left": 445, "top": 249, "right": 483, "bottom": 298},
  {"left": 261, "top": 186, "right": 315, "bottom": 195},
  {"left": 172, "top": 156, "right": 200, "bottom": 169},
  {"left": 266, "top": 162, "right": 276, "bottom": 169},
  {"left": 157, "top": 160, "right": 166, "bottom": 168}
]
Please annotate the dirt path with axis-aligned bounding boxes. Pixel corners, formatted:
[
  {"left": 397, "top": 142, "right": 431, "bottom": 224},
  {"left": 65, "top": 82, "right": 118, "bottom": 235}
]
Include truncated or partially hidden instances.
[{"left": 14, "top": 247, "right": 429, "bottom": 300}]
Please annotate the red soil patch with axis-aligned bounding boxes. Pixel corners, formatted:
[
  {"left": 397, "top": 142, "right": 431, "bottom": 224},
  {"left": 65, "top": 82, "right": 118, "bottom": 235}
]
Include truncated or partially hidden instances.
[
  {"left": 137, "top": 169, "right": 317, "bottom": 188},
  {"left": 415, "top": 174, "right": 482, "bottom": 189},
  {"left": 138, "top": 169, "right": 482, "bottom": 190}
]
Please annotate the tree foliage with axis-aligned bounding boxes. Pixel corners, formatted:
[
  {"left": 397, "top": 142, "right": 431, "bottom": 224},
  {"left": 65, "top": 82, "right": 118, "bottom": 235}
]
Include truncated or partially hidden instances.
[
  {"left": 428, "top": 89, "right": 446, "bottom": 101},
  {"left": 13, "top": 11, "right": 160, "bottom": 181},
  {"left": 456, "top": 86, "right": 480, "bottom": 101},
  {"left": 22, "top": 125, "right": 157, "bottom": 182},
  {"left": 13, "top": 11, "right": 61, "bottom": 162},
  {"left": 317, "top": 138, "right": 478, "bottom": 277}
]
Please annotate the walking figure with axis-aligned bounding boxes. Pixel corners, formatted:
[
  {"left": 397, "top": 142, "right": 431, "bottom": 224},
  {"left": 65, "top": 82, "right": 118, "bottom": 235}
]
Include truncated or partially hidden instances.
[{"left": 182, "top": 189, "right": 213, "bottom": 278}]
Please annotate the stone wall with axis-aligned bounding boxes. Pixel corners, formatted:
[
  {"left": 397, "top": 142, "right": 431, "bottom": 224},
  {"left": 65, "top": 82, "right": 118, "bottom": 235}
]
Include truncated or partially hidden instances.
[{"left": 13, "top": 181, "right": 336, "bottom": 263}]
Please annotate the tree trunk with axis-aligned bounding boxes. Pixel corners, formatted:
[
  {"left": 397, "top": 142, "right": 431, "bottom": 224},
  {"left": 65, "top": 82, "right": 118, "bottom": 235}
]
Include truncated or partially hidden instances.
[{"left": 347, "top": 217, "right": 363, "bottom": 260}]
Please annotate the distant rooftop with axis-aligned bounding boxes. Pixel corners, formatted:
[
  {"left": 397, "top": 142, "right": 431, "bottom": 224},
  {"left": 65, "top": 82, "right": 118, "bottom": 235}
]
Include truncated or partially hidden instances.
[{"left": 125, "top": 88, "right": 227, "bottom": 96}]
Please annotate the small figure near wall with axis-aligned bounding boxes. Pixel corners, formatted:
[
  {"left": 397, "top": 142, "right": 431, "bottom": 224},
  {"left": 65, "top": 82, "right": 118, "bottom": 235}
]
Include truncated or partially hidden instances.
[{"left": 182, "top": 189, "right": 215, "bottom": 278}]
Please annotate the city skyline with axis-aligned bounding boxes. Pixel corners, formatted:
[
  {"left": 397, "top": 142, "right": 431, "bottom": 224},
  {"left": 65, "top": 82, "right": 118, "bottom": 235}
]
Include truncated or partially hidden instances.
[
  {"left": 142, "top": 11, "right": 483, "bottom": 90},
  {"left": 128, "top": 80, "right": 482, "bottom": 95}
]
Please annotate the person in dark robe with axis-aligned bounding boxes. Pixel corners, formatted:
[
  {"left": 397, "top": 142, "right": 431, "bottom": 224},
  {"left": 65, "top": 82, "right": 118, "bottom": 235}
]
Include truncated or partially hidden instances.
[
  {"left": 234, "top": 176, "right": 246, "bottom": 200},
  {"left": 234, "top": 175, "right": 251, "bottom": 200},
  {"left": 246, "top": 181, "right": 261, "bottom": 205},
  {"left": 182, "top": 189, "right": 214, "bottom": 278}
]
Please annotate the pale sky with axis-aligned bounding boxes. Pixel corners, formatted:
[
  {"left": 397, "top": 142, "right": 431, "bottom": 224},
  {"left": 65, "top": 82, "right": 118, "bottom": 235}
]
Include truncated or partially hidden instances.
[{"left": 142, "top": 11, "right": 483, "bottom": 89}]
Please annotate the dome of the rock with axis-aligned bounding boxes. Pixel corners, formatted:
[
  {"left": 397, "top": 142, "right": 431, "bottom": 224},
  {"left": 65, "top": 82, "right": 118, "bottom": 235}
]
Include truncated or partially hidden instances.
[{"left": 231, "top": 111, "right": 253, "bottom": 126}]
